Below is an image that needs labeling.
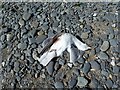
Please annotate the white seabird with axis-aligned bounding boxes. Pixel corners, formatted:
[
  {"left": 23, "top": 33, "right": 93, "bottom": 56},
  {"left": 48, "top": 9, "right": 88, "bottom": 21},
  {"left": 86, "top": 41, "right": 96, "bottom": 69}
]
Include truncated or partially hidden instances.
[{"left": 37, "top": 33, "right": 91, "bottom": 66}]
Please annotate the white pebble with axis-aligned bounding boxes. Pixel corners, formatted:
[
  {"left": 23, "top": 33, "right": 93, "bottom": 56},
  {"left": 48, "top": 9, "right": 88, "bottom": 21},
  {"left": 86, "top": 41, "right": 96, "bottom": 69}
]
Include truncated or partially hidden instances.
[{"left": 110, "top": 60, "right": 115, "bottom": 66}]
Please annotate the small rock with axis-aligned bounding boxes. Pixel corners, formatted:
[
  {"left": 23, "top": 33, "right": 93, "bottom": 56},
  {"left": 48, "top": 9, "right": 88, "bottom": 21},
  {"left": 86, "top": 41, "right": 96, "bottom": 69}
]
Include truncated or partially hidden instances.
[
  {"left": 54, "top": 62, "right": 60, "bottom": 71},
  {"left": 100, "top": 41, "right": 110, "bottom": 51},
  {"left": 36, "top": 35, "right": 47, "bottom": 44},
  {"left": 90, "top": 78, "right": 99, "bottom": 88},
  {"left": 110, "top": 60, "right": 115, "bottom": 66},
  {"left": 18, "top": 42, "right": 27, "bottom": 50},
  {"left": 68, "top": 77, "right": 77, "bottom": 88},
  {"left": 98, "top": 52, "right": 109, "bottom": 60},
  {"left": 90, "top": 61, "right": 101, "bottom": 71},
  {"left": 105, "top": 79, "right": 113, "bottom": 88},
  {"left": 28, "top": 37, "right": 36, "bottom": 44},
  {"left": 109, "top": 34, "right": 114, "bottom": 39},
  {"left": 23, "top": 12, "right": 31, "bottom": 21},
  {"left": 31, "top": 20, "right": 39, "bottom": 28},
  {"left": 81, "top": 32, "right": 88, "bottom": 39},
  {"left": 113, "top": 66, "right": 119, "bottom": 75},
  {"left": 46, "top": 61, "right": 54, "bottom": 75},
  {"left": 1, "top": 35, "right": 6, "bottom": 42},
  {"left": 6, "top": 33, "right": 13, "bottom": 41},
  {"left": 82, "top": 62, "right": 91, "bottom": 74},
  {"left": 14, "top": 61, "right": 20, "bottom": 72},
  {"left": 110, "top": 39, "right": 117, "bottom": 47},
  {"left": 101, "top": 70, "right": 109, "bottom": 77},
  {"left": 78, "top": 57, "right": 85, "bottom": 64},
  {"left": 77, "top": 77, "right": 88, "bottom": 87},
  {"left": 18, "top": 18, "right": 25, "bottom": 26},
  {"left": 54, "top": 81, "right": 64, "bottom": 88}
]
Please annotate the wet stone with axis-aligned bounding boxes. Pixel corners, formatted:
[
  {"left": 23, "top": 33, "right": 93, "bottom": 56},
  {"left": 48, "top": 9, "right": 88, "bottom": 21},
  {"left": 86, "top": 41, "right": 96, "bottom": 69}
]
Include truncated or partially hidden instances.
[
  {"left": 82, "top": 62, "right": 91, "bottom": 74},
  {"left": 54, "top": 81, "right": 64, "bottom": 89},
  {"left": 77, "top": 77, "right": 88, "bottom": 87},
  {"left": 90, "top": 61, "right": 101, "bottom": 71},
  {"left": 100, "top": 41, "right": 110, "bottom": 51},
  {"left": 98, "top": 52, "right": 109, "bottom": 60},
  {"left": 46, "top": 61, "right": 54, "bottom": 75},
  {"left": 22, "top": 12, "right": 31, "bottom": 21}
]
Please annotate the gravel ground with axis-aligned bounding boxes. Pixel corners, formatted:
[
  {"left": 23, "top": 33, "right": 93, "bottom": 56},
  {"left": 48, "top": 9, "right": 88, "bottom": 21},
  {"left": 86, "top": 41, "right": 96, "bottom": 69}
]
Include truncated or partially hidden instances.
[{"left": 0, "top": 2, "right": 120, "bottom": 89}]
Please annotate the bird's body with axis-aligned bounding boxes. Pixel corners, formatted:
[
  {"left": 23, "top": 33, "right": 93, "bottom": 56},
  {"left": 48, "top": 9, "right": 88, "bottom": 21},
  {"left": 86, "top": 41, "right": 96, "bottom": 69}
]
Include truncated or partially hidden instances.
[{"left": 37, "top": 33, "right": 90, "bottom": 66}]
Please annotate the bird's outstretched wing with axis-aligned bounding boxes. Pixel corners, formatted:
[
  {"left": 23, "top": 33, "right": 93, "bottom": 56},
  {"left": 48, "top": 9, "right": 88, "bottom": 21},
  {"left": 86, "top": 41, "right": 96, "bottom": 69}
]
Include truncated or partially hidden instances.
[
  {"left": 37, "top": 50, "right": 57, "bottom": 66},
  {"left": 39, "top": 33, "right": 63, "bottom": 56}
]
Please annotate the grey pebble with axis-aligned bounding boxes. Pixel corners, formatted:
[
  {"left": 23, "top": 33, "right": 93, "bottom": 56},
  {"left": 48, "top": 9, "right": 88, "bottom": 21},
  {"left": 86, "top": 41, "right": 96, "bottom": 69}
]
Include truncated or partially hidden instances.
[
  {"left": 109, "top": 34, "right": 114, "bottom": 39},
  {"left": 36, "top": 35, "right": 47, "bottom": 44},
  {"left": 26, "top": 56, "right": 34, "bottom": 64},
  {"left": 14, "top": 61, "right": 20, "bottom": 72},
  {"left": 1, "top": 34, "right": 6, "bottom": 42},
  {"left": 46, "top": 61, "right": 54, "bottom": 75},
  {"left": 30, "top": 20, "right": 39, "bottom": 28},
  {"left": 59, "top": 59, "right": 65, "bottom": 66},
  {"left": 54, "top": 62, "right": 60, "bottom": 71},
  {"left": 54, "top": 81, "right": 64, "bottom": 88},
  {"left": 113, "top": 66, "right": 119, "bottom": 75},
  {"left": 90, "top": 78, "right": 99, "bottom": 88},
  {"left": 77, "top": 77, "right": 88, "bottom": 87},
  {"left": 82, "top": 62, "right": 91, "bottom": 74},
  {"left": 100, "top": 41, "right": 110, "bottom": 51},
  {"left": 98, "top": 52, "right": 109, "bottom": 60},
  {"left": 23, "top": 12, "right": 31, "bottom": 21},
  {"left": 105, "top": 79, "right": 113, "bottom": 88},
  {"left": 90, "top": 60, "right": 101, "bottom": 71},
  {"left": 78, "top": 57, "right": 85, "bottom": 64},
  {"left": 18, "top": 18, "right": 25, "bottom": 26},
  {"left": 110, "top": 39, "right": 118, "bottom": 47},
  {"left": 55, "top": 72, "right": 64, "bottom": 81},
  {"left": 28, "top": 37, "right": 36, "bottom": 44},
  {"left": 6, "top": 33, "right": 13, "bottom": 42},
  {"left": 18, "top": 42, "right": 27, "bottom": 50},
  {"left": 101, "top": 70, "right": 109, "bottom": 77},
  {"left": 68, "top": 77, "right": 77, "bottom": 88},
  {"left": 81, "top": 32, "right": 88, "bottom": 39}
]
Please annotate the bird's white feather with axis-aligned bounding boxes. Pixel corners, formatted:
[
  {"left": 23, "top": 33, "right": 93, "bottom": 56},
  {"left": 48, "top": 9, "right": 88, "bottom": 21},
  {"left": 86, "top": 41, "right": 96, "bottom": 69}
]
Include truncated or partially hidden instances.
[{"left": 37, "top": 33, "right": 91, "bottom": 66}]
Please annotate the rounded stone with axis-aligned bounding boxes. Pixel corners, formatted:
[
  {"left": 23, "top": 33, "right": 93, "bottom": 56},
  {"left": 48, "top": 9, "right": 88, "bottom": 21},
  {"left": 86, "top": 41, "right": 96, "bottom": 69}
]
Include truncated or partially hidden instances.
[
  {"left": 6, "top": 33, "right": 13, "bottom": 41},
  {"left": 54, "top": 81, "right": 64, "bottom": 88},
  {"left": 98, "top": 52, "right": 109, "bottom": 60},
  {"left": 22, "top": 12, "right": 31, "bottom": 21},
  {"left": 77, "top": 77, "right": 88, "bottom": 87},
  {"left": 100, "top": 41, "right": 110, "bottom": 51},
  {"left": 82, "top": 62, "right": 91, "bottom": 74},
  {"left": 1, "top": 34, "right": 6, "bottom": 42},
  {"left": 90, "top": 61, "right": 101, "bottom": 71},
  {"left": 18, "top": 19, "right": 25, "bottom": 26},
  {"left": 68, "top": 77, "right": 77, "bottom": 88},
  {"left": 14, "top": 61, "right": 20, "bottom": 72},
  {"left": 18, "top": 42, "right": 27, "bottom": 50},
  {"left": 46, "top": 61, "right": 54, "bottom": 75},
  {"left": 81, "top": 32, "right": 88, "bottom": 39},
  {"left": 105, "top": 79, "right": 113, "bottom": 88}
]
